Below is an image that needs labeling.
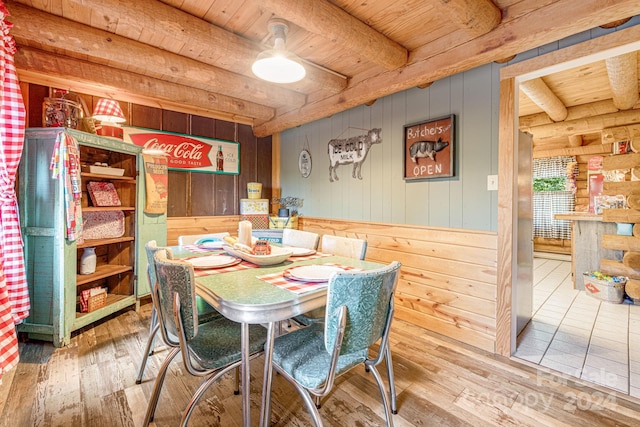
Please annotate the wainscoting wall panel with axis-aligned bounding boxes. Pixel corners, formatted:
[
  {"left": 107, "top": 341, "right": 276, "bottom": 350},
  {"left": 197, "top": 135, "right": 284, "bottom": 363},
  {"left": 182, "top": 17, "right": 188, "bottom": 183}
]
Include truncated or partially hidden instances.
[{"left": 167, "top": 215, "right": 499, "bottom": 352}]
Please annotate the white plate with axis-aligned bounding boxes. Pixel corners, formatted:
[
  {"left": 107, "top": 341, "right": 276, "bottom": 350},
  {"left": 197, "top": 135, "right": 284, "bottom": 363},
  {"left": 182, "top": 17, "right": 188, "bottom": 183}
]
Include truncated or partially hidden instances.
[
  {"left": 186, "top": 255, "right": 240, "bottom": 269},
  {"left": 197, "top": 240, "right": 225, "bottom": 249},
  {"left": 223, "top": 245, "right": 293, "bottom": 266},
  {"left": 287, "top": 265, "right": 345, "bottom": 282},
  {"left": 284, "top": 246, "right": 316, "bottom": 257}
]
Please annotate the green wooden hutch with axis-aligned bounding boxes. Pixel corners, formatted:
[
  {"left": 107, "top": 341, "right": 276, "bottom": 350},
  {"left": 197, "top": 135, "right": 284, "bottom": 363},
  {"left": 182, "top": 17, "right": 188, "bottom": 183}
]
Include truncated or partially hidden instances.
[{"left": 18, "top": 128, "right": 166, "bottom": 347}]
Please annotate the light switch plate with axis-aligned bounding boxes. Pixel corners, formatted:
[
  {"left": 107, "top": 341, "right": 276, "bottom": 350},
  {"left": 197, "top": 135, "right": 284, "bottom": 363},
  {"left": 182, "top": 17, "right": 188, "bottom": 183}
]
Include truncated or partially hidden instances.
[{"left": 487, "top": 175, "right": 498, "bottom": 191}]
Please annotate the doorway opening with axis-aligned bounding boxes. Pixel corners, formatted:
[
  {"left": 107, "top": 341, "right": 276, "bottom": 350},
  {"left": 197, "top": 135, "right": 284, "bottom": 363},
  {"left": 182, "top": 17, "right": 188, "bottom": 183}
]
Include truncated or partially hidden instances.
[{"left": 497, "top": 24, "right": 640, "bottom": 398}]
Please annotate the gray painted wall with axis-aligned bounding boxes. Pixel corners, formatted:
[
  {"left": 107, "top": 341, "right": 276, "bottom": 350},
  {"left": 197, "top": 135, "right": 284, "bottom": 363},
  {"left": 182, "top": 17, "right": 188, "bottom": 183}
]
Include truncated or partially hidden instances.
[{"left": 279, "top": 17, "right": 640, "bottom": 233}]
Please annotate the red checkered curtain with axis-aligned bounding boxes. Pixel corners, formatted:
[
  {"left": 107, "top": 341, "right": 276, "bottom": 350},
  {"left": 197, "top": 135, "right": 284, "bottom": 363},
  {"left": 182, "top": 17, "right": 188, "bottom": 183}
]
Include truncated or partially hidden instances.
[{"left": 0, "top": 1, "right": 28, "bottom": 382}]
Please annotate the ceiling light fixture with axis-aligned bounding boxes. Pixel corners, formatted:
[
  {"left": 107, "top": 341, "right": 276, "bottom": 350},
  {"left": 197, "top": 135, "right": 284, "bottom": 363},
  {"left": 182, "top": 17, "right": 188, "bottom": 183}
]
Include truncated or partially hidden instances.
[{"left": 252, "top": 19, "right": 306, "bottom": 84}]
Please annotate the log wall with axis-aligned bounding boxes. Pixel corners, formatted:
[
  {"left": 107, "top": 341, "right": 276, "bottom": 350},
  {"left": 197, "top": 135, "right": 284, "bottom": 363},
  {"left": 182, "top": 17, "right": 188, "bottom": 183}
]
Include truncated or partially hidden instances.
[
  {"left": 531, "top": 136, "right": 612, "bottom": 254},
  {"left": 167, "top": 215, "right": 499, "bottom": 352}
]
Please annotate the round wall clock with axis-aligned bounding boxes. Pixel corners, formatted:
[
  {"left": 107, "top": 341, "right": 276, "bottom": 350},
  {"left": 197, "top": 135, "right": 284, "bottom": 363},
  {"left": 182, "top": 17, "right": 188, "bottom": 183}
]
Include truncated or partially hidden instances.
[{"left": 299, "top": 149, "right": 312, "bottom": 178}]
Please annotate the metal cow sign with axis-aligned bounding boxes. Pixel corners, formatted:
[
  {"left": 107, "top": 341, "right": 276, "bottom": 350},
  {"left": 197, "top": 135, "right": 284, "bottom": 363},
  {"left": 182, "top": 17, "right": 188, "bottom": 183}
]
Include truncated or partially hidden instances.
[{"left": 327, "top": 128, "right": 382, "bottom": 182}]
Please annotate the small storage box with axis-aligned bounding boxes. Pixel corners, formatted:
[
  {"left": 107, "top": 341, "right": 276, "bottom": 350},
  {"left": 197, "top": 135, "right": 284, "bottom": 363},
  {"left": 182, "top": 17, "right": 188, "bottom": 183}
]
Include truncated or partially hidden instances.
[
  {"left": 583, "top": 273, "right": 627, "bottom": 304},
  {"left": 240, "top": 214, "right": 269, "bottom": 229},
  {"left": 240, "top": 198, "right": 269, "bottom": 215},
  {"left": 79, "top": 287, "right": 107, "bottom": 313},
  {"left": 269, "top": 215, "right": 298, "bottom": 230}
]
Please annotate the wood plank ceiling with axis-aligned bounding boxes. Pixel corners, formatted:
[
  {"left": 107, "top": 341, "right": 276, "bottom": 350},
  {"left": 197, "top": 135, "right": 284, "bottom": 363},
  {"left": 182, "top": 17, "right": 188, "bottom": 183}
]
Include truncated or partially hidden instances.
[
  {"left": 8, "top": 0, "right": 640, "bottom": 137},
  {"left": 519, "top": 46, "right": 640, "bottom": 153}
]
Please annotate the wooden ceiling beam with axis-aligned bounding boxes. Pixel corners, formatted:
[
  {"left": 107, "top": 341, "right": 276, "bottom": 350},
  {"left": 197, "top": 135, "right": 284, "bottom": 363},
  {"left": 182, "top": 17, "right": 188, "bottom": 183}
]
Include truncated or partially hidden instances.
[
  {"left": 11, "top": 0, "right": 346, "bottom": 94},
  {"left": 9, "top": 3, "right": 306, "bottom": 110},
  {"left": 526, "top": 108, "right": 640, "bottom": 141},
  {"left": 519, "top": 99, "right": 623, "bottom": 129},
  {"left": 254, "top": 0, "right": 640, "bottom": 137},
  {"left": 15, "top": 47, "right": 273, "bottom": 124},
  {"left": 436, "top": 0, "right": 501, "bottom": 37},
  {"left": 253, "top": 0, "right": 407, "bottom": 71},
  {"left": 605, "top": 52, "right": 639, "bottom": 110},
  {"left": 519, "top": 78, "right": 568, "bottom": 122}
]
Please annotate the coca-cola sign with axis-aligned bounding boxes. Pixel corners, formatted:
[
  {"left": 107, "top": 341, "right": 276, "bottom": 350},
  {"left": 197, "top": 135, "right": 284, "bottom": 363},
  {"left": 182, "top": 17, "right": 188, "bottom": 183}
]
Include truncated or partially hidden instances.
[{"left": 123, "top": 127, "right": 239, "bottom": 174}]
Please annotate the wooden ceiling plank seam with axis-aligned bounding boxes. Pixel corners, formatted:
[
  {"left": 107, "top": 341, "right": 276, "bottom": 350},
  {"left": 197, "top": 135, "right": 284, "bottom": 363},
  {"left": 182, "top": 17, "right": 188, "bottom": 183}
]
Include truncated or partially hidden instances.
[{"left": 202, "top": 0, "right": 245, "bottom": 28}]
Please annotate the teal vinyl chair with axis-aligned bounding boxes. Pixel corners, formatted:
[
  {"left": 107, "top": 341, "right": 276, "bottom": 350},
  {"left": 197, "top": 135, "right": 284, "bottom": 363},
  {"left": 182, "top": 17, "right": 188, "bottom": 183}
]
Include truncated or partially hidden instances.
[
  {"left": 135, "top": 240, "right": 167, "bottom": 384},
  {"left": 270, "top": 261, "right": 401, "bottom": 427},
  {"left": 135, "top": 241, "right": 222, "bottom": 384},
  {"left": 143, "top": 249, "right": 268, "bottom": 426},
  {"left": 291, "top": 235, "right": 367, "bottom": 327}
]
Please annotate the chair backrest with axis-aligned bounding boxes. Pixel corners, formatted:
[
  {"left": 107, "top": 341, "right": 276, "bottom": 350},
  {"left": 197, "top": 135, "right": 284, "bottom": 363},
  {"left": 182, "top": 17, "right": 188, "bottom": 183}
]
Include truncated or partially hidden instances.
[
  {"left": 282, "top": 229, "right": 320, "bottom": 250},
  {"left": 321, "top": 235, "right": 367, "bottom": 260},
  {"left": 145, "top": 240, "right": 167, "bottom": 292},
  {"left": 153, "top": 249, "right": 199, "bottom": 344},
  {"left": 324, "top": 261, "right": 401, "bottom": 355},
  {"left": 178, "top": 232, "right": 230, "bottom": 246}
]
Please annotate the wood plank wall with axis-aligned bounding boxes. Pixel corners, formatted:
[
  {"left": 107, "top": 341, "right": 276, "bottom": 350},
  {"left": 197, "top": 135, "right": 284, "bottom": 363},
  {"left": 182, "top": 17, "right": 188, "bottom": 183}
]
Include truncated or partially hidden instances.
[
  {"left": 167, "top": 215, "right": 499, "bottom": 353},
  {"left": 25, "top": 84, "right": 272, "bottom": 218}
]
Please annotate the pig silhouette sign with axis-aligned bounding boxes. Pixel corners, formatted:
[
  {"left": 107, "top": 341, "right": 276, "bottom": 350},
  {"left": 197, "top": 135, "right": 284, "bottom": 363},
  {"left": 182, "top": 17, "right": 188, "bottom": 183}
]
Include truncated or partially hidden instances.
[{"left": 404, "top": 115, "right": 454, "bottom": 180}]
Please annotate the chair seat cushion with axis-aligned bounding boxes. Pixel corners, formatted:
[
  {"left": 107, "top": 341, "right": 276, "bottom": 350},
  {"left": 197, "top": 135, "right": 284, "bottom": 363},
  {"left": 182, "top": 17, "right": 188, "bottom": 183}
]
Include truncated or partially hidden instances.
[
  {"left": 189, "top": 318, "right": 267, "bottom": 370},
  {"left": 272, "top": 324, "right": 367, "bottom": 389}
]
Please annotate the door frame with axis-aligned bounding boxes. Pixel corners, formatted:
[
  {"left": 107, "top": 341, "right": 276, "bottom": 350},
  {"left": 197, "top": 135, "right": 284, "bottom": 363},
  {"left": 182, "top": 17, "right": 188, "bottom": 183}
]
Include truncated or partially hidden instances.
[{"left": 496, "top": 24, "right": 640, "bottom": 356}]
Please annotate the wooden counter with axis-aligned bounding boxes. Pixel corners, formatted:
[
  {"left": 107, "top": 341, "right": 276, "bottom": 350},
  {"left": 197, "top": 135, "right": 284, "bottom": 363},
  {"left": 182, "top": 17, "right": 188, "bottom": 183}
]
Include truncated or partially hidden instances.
[{"left": 554, "top": 213, "right": 622, "bottom": 290}]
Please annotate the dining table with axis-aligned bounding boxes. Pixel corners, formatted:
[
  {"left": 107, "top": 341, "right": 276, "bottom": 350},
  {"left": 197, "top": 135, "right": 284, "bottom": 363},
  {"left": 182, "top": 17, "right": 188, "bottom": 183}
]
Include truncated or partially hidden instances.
[{"left": 170, "top": 243, "right": 385, "bottom": 427}]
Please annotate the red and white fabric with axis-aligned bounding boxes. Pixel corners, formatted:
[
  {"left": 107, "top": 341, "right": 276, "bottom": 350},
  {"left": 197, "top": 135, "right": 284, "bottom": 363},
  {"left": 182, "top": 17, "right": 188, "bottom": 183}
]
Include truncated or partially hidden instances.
[
  {"left": 0, "top": 1, "right": 28, "bottom": 383},
  {"left": 257, "top": 263, "right": 362, "bottom": 294}
]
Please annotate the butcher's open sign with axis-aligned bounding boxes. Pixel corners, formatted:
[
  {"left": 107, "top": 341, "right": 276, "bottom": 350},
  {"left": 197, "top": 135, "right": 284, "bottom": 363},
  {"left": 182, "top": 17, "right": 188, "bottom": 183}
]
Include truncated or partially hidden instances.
[
  {"left": 123, "top": 126, "right": 239, "bottom": 175},
  {"left": 403, "top": 115, "right": 455, "bottom": 180}
]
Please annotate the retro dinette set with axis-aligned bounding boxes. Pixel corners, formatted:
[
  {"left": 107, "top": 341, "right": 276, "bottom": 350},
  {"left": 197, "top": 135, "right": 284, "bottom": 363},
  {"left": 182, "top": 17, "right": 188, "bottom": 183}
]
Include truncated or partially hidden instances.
[{"left": 139, "top": 184, "right": 401, "bottom": 427}]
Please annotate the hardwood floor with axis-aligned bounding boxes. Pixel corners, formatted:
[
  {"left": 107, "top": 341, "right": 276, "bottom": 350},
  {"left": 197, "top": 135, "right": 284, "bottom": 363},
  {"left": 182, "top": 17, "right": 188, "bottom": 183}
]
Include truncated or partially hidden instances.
[{"left": 2, "top": 303, "right": 640, "bottom": 426}]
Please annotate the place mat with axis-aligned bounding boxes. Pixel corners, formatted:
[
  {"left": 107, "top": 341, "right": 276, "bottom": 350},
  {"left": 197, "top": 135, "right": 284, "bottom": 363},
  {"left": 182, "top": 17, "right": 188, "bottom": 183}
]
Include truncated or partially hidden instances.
[
  {"left": 287, "top": 251, "right": 332, "bottom": 262},
  {"left": 181, "top": 244, "right": 215, "bottom": 253},
  {"left": 190, "top": 257, "right": 256, "bottom": 277},
  {"left": 257, "top": 263, "right": 361, "bottom": 294}
]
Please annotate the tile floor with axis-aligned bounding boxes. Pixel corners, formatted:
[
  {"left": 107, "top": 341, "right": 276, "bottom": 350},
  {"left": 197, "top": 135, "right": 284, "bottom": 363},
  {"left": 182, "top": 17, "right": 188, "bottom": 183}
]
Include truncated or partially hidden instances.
[{"left": 514, "top": 256, "right": 640, "bottom": 397}]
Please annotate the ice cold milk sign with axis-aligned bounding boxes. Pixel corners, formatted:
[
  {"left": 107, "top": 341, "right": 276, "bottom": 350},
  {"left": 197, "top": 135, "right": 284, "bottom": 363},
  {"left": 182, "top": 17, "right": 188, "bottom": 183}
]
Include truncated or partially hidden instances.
[
  {"left": 327, "top": 128, "right": 381, "bottom": 182},
  {"left": 404, "top": 115, "right": 454, "bottom": 180}
]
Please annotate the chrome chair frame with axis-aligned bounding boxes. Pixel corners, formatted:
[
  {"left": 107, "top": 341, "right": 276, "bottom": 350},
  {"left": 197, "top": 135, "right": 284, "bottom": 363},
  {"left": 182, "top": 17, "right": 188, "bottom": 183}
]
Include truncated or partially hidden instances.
[
  {"left": 143, "top": 249, "right": 267, "bottom": 426},
  {"left": 270, "top": 261, "right": 401, "bottom": 427}
]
